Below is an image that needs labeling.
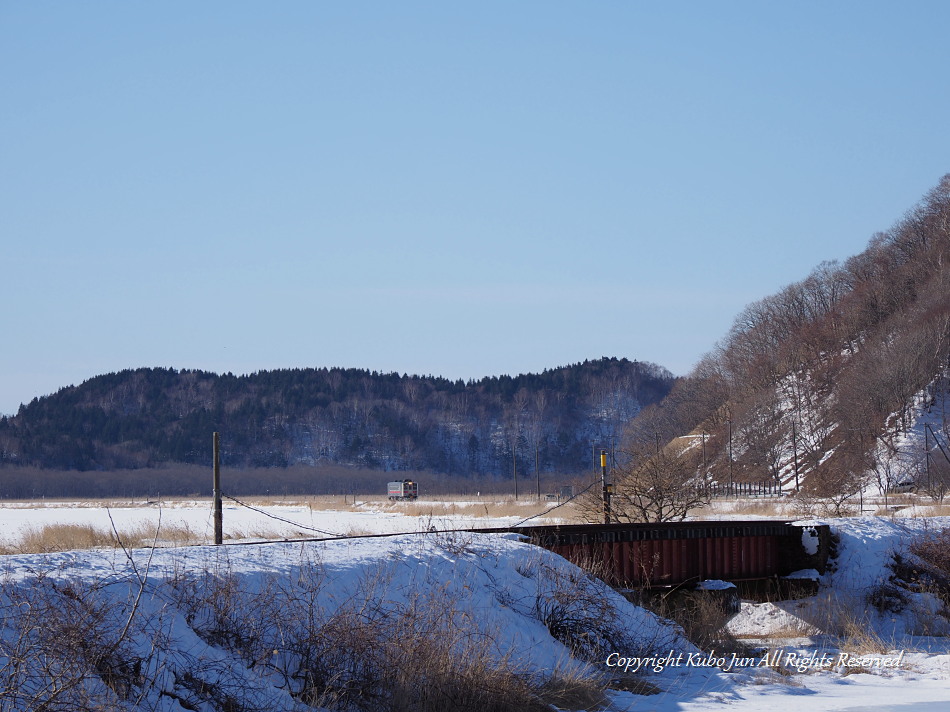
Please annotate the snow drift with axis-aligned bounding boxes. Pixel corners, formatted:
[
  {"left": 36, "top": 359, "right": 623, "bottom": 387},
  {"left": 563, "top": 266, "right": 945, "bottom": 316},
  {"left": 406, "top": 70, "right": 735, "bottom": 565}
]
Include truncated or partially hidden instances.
[{"left": 0, "top": 531, "right": 691, "bottom": 711}]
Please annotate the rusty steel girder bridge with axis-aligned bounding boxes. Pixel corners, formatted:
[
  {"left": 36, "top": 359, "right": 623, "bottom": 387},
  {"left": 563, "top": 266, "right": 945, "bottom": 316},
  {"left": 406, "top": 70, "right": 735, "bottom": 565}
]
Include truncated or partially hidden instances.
[{"left": 499, "top": 520, "right": 832, "bottom": 591}]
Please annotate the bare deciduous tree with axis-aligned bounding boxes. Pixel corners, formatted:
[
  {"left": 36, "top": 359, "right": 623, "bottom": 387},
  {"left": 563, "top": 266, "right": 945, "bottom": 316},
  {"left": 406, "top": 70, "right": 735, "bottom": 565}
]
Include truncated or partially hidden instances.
[{"left": 592, "top": 444, "right": 709, "bottom": 523}]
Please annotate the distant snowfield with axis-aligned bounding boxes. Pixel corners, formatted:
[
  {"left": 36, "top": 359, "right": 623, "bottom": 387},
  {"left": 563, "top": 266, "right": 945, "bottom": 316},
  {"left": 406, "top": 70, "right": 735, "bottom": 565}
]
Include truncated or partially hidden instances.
[
  {"left": 0, "top": 498, "right": 549, "bottom": 547},
  {"left": 0, "top": 501, "right": 948, "bottom": 711}
]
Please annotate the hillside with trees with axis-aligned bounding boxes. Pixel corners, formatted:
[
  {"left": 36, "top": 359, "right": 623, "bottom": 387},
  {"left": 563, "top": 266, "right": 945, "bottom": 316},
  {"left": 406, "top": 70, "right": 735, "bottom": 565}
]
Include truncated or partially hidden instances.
[
  {"left": 9, "top": 172, "right": 950, "bottom": 510},
  {"left": 0, "top": 358, "right": 673, "bottom": 480},
  {"left": 613, "top": 175, "right": 950, "bottom": 517}
]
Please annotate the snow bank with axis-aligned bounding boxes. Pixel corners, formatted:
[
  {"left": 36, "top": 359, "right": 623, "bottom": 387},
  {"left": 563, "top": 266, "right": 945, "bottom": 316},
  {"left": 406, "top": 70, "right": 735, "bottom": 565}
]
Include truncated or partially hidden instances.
[
  {"left": 0, "top": 531, "right": 692, "bottom": 710},
  {"left": 1, "top": 508, "right": 948, "bottom": 711},
  {"left": 807, "top": 516, "right": 949, "bottom": 591}
]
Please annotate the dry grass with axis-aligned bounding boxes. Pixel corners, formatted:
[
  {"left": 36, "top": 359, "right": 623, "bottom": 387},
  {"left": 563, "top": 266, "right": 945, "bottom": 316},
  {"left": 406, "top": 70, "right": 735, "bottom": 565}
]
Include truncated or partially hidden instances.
[
  {"left": 837, "top": 617, "right": 891, "bottom": 655},
  {"left": 535, "top": 667, "right": 609, "bottom": 709},
  {"left": 908, "top": 526, "right": 950, "bottom": 575},
  {"left": 886, "top": 524, "right": 950, "bottom": 633},
  {"left": 12, "top": 523, "right": 117, "bottom": 554},
  {"left": 337, "top": 525, "right": 376, "bottom": 537},
  {"left": 165, "top": 563, "right": 606, "bottom": 712},
  {"left": 882, "top": 493, "right": 919, "bottom": 506},
  {"left": 0, "top": 552, "right": 613, "bottom": 711},
  {"left": 222, "top": 525, "right": 305, "bottom": 542},
  {"left": 118, "top": 521, "right": 202, "bottom": 547},
  {"left": 0, "top": 574, "right": 150, "bottom": 709},
  {"left": 604, "top": 672, "right": 663, "bottom": 695},
  {"left": 308, "top": 496, "right": 562, "bottom": 522},
  {"left": 714, "top": 499, "right": 785, "bottom": 518},
  {"left": 391, "top": 501, "right": 555, "bottom": 521},
  {"left": 0, "top": 493, "right": 567, "bottom": 555},
  {"left": 691, "top": 492, "right": 950, "bottom": 521},
  {"left": 2, "top": 521, "right": 206, "bottom": 554},
  {"left": 806, "top": 592, "right": 893, "bottom": 654},
  {"left": 644, "top": 590, "right": 751, "bottom": 656},
  {"left": 689, "top": 497, "right": 790, "bottom": 520},
  {"left": 0, "top": 520, "right": 312, "bottom": 555},
  {"left": 839, "top": 664, "right": 874, "bottom": 676},
  {"left": 913, "top": 503, "right": 950, "bottom": 516}
]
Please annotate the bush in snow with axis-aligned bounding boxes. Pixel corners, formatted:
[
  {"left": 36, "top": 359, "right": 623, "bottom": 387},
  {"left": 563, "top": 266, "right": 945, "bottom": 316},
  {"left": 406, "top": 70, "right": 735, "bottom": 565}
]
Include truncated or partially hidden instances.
[
  {"left": 859, "top": 525, "right": 950, "bottom": 637},
  {"left": 0, "top": 572, "right": 152, "bottom": 711},
  {"left": 887, "top": 526, "right": 950, "bottom": 619},
  {"left": 0, "top": 532, "right": 691, "bottom": 711}
]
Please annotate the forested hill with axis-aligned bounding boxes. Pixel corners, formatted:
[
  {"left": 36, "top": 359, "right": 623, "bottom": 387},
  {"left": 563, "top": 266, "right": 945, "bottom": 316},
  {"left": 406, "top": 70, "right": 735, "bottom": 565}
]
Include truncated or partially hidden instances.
[
  {"left": 0, "top": 358, "right": 674, "bottom": 474},
  {"left": 635, "top": 175, "right": 950, "bottom": 500}
]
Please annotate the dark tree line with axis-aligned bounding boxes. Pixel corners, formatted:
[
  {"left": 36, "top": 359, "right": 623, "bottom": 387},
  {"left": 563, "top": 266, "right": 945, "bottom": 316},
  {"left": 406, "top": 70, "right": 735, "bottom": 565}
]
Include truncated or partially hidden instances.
[{"left": 0, "top": 358, "right": 674, "bottom": 478}]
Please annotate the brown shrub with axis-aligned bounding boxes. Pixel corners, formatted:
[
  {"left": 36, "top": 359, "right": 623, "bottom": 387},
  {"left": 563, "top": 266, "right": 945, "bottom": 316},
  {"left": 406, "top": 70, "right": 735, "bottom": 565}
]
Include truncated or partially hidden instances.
[
  {"left": 16, "top": 523, "right": 116, "bottom": 553},
  {"left": 908, "top": 527, "right": 950, "bottom": 579},
  {"left": 11, "top": 521, "right": 203, "bottom": 554},
  {"left": 644, "top": 590, "right": 751, "bottom": 656},
  {"left": 167, "top": 562, "right": 606, "bottom": 712}
]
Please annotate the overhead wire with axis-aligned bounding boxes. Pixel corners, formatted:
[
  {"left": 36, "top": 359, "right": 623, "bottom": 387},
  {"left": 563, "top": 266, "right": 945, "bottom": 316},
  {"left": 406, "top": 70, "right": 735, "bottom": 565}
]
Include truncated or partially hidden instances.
[
  {"left": 508, "top": 477, "right": 601, "bottom": 528},
  {"left": 219, "top": 480, "right": 603, "bottom": 546},
  {"left": 221, "top": 493, "right": 345, "bottom": 538}
]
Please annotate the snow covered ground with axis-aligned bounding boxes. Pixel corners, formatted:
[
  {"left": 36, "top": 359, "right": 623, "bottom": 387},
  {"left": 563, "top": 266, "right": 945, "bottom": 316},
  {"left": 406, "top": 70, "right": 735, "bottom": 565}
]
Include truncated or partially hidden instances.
[
  {"left": 0, "top": 497, "right": 556, "bottom": 547},
  {"left": 673, "top": 516, "right": 950, "bottom": 712},
  {"left": 0, "top": 500, "right": 948, "bottom": 711},
  {"left": 0, "top": 528, "right": 689, "bottom": 711}
]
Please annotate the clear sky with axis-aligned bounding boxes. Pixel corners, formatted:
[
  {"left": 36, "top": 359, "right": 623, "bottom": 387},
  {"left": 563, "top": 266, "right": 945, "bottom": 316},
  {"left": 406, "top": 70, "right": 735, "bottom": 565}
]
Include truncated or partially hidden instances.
[{"left": 3, "top": 1, "right": 950, "bottom": 415}]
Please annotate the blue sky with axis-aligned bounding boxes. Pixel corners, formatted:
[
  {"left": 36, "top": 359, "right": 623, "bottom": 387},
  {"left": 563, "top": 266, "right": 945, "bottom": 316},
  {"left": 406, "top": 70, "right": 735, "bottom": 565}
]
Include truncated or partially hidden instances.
[{"left": 3, "top": 1, "right": 949, "bottom": 414}]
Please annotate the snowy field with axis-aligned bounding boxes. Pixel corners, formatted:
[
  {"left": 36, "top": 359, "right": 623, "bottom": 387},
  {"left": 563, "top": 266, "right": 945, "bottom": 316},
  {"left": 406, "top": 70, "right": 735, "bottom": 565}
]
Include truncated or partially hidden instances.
[
  {"left": 0, "top": 497, "right": 560, "bottom": 548},
  {"left": 0, "top": 499, "right": 948, "bottom": 710}
]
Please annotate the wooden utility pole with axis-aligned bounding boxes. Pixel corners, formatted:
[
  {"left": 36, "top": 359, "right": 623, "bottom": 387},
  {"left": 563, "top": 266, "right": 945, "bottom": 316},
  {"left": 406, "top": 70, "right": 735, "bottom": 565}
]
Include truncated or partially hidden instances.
[
  {"left": 728, "top": 419, "right": 735, "bottom": 496},
  {"left": 535, "top": 441, "right": 541, "bottom": 499},
  {"left": 925, "top": 425, "right": 932, "bottom": 492},
  {"left": 601, "top": 449, "right": 611, "bottom": 524},
  {"left": 701, "top": 431, "right": 707, "bottom": 472},
  {"left": 512, "top": 444, "right": 518, "bottom": 499},
  {"left": 792, "top": 420, "right": 800, "bottom": 492},
  {"left": 213, "top": 432, "right": 222, "bottom": 545}
]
